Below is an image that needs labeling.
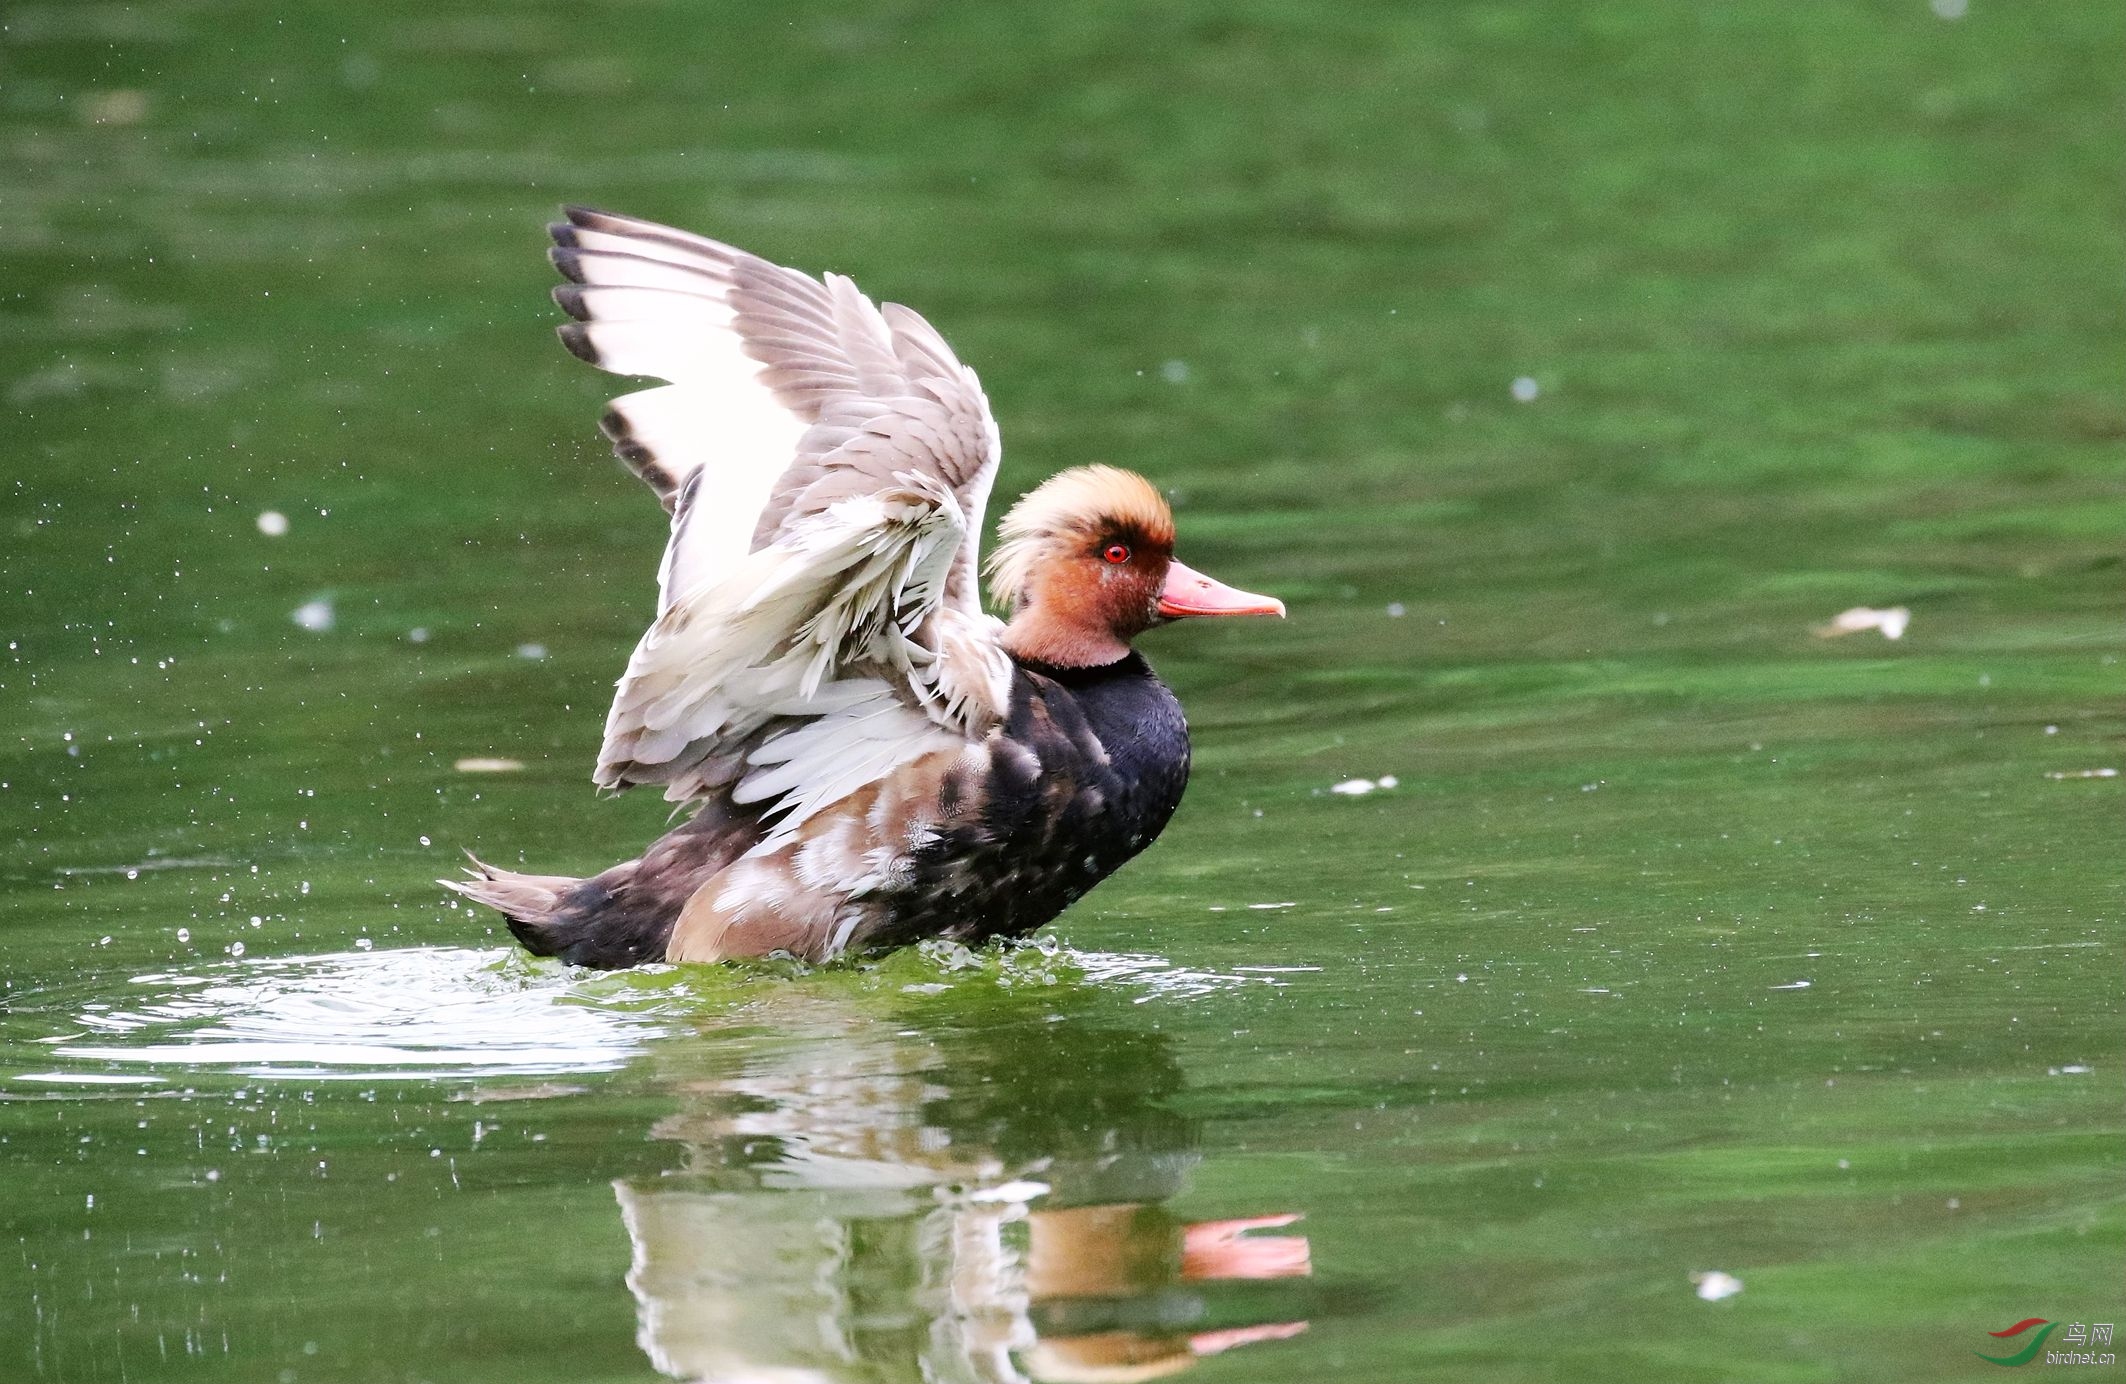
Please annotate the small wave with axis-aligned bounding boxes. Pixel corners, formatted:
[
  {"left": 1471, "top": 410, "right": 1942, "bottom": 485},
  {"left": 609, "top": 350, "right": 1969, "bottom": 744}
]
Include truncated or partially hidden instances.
[
  {"left": 1061, "top": 948, "right": 1291, "bottom": 1000},
  {"left": 12, "top": 947, "right": 667, "bottom": 1085}
]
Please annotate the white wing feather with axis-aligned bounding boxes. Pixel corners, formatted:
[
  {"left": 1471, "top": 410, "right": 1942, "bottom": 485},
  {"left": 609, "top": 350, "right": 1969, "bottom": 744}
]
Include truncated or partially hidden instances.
[{"left": 549, "top": 208, "right": 1012, "bottom": 833}]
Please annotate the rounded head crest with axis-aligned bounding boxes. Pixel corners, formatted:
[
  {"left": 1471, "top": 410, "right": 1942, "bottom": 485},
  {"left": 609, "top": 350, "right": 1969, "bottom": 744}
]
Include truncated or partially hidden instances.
[{"left": 987, "top": 465, "right": 1175, "bottom": 613}]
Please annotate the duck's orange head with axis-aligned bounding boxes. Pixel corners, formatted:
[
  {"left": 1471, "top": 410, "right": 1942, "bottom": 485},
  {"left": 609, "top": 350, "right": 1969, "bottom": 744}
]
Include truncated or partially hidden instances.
[{"left": 988, "top": 465, "right": 1284, "bottom": 668}]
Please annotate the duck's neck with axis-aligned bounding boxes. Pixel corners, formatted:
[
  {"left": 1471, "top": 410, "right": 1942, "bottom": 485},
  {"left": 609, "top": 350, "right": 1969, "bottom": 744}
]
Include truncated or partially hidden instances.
[{"left": 1001, "top": 606, "right": 1131, "bottom": 669}]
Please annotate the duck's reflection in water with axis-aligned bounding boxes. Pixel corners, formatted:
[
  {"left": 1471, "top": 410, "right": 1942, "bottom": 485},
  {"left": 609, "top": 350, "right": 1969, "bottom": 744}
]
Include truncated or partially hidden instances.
[{"left": 617, "top": 995, "right": 1311, "bottom": 1383}]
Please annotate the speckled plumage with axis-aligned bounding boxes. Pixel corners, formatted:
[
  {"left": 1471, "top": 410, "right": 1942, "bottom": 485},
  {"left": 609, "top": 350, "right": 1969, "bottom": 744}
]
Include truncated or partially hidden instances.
[{"left": 871, "top": 652, "right": 1191, "bottom": 951}]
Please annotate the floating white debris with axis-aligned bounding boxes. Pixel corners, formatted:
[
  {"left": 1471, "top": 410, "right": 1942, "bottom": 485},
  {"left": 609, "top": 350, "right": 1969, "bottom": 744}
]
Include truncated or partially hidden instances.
[
  {"left": 453, "top": 757, "right": 525, "bottom": 774},
  {"left": 1246, "top": 902, "right": 1298, "bottom": 911},
  {"left": 2051, "top": 1064, "right": 2092, "bottom": 1076},
  {"left": 256, "top": 510, "right": 289, "bottom": 537},
  {"left": 515, "top": 643, "right": 547, "bottom": 661},
  {"left": 967, "top": 1179, "right": 1050, "bottom": 1203},
  {"left": 1510, "top": 375, "right": 1540, "bottom": 403},
  {"left": 1160, "top": 359, "right": 1190, "bottom": 384},
  {"left": 1931, "top": 0, "right": 1967, "bottom": 19},
  {"left": 291, "top": 599, "right": 334, "bottom": 632},
  {"left": 1386, "top": 602, "right": 1406, "bottom": 618},
  {"left": 83, "top": 89, "right": 150, "bottom": 127},
  {"left": 1769, "top": 980, "right": 1812, "bottom": 990},
  {"left": 1814, "top": 605, "right": 1909, "bottom": 640},
  {"left": 407, "top": 627, "right": 430, "bottom": 644},
  {"left": 1329, "top": 775, "right": 1398, "bottom": 795},
  {"left": 1693, "top": 1271, "right": 1744, "bottom": 1301},
  {"left": 2045, "top": 768, "right": 2117, "bottom": 780}
]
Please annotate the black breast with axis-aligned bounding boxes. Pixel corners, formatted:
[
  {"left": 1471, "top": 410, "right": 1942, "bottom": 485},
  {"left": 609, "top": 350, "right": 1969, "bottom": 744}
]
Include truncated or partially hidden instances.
[{"left": 879, "top": 652, "right": 1190, "bottom": 949}]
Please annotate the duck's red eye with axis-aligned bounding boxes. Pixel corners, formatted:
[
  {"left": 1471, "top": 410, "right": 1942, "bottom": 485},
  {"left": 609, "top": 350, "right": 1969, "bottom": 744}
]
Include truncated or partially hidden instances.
[{"left": 1102, "top": 543, "right": 1131, "bottom": 565}]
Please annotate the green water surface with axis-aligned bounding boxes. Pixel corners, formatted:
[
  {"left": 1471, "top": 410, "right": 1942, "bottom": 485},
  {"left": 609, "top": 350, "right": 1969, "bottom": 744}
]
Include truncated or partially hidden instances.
[{"left": 3, "top": 2, "right": 2120, "bottom": 1381}]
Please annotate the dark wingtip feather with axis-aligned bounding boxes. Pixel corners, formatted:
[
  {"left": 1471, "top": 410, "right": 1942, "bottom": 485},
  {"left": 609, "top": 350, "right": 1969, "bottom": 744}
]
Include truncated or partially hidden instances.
[
  {"left": 549, "top": 245, "right": 587, "bottom": 283},
  {"left": 598, "top": 406, "right": 681, "bottom": 507},
  {"left": 552, "top": 206, "right": 741, "bottom": 270},
  {"left": 613, "top": 437, "right": 658, "bottom": 468},
  {"left": 552, "top": 283, "right": 592, "bottom": 320},
  {"left": 563, "top": 206, "right": 644, "bottom": 240},
  {"left": 556, "top": 322, "right": 600, "bottom": 365}
]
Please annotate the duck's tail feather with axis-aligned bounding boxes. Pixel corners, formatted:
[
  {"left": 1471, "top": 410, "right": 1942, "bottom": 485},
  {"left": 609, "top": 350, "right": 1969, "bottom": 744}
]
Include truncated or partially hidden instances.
[
  {"left": 442, "top": 851, "right": 676, "bottom": 969},
  {"left": 439, "top": 852, "right": 584, "bottom": 957}
]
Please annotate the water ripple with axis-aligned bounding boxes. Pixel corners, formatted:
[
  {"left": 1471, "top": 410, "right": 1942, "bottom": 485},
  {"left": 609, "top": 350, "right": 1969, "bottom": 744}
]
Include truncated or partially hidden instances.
[
  {"left": 1062, "top": 948, "right": 1290, "bottom": 1000},
  {"left": 10, "top": 947, "right": 665, "bottom": 1086}
]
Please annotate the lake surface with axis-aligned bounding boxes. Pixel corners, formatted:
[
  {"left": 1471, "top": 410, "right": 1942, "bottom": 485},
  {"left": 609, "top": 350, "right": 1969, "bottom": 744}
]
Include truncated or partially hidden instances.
[{"left": 3, "top": 2, "right": 2119, "bottom": 1381}]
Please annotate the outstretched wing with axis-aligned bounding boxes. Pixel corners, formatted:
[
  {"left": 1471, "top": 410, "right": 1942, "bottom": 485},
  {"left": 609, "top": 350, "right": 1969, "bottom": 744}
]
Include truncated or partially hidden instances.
[{"left": 549, "top": 208, "right": 1011, "bottom": 833}]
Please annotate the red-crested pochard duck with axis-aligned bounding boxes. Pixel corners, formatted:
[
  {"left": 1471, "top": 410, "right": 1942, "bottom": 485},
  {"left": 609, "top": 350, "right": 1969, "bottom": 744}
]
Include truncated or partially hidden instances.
[{"left": 443, "top": 207, "right": 1283, "bottom": 967}]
